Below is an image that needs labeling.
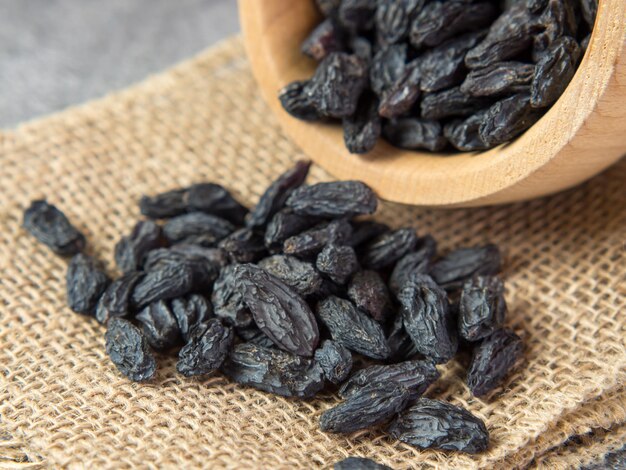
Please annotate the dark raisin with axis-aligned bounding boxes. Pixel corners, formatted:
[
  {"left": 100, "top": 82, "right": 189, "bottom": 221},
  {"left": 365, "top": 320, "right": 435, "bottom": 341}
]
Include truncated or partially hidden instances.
[
  {"left": 420, "top": 87, "right": 494, "bottom": 121},
  {"left": 378, "top": 61, "right": 420, "bottom": 119},
  {"left": 171, "top": 294, "right": 214, "bottom": 342},
  {"left": 419, "top": 31, "right": 486, "bottom": 93},
  {"left": 383, "top": 118, "right": 447, "bottom": 151},
  {"left": 467, "top": 328, "right": 523, "bottom": 396},
  {"left": 212, "top": 264, "right": 253, "bottom": 328},
  {"left": 218, "top": 228, "right": 267, "bottom": 263},
  {"left": 347, "top": 270, "right": 392, "bottom": 322},
  {"left": 104, "top": 317, "right": 157, "bottom": 382},
  {"left": 320, "top": 382, "right": 411, "bottom": 433},
  {"left": 235, "top": 264, "right": 320, "bottom": 356},
  {"left": 131, "top": 263, "right": 195, "bottom": 309},
  {"left": 349, "top": 36, "right": 374, "bottom": 62},
  {"left": 314, "top": 339, "right": 353, "bottom": 385},
  {"left": 186, "top": 183, "right": 248, "bottom": 225},
  {"left": 236, "top": 325, "right": 277, "bottom": 349},
  {"left": 443, "top": 111, "right": 491, "bottom": 152},
  {"left": 349, "top": 220, "right": 390, "bottom": 248},
  {"left": 246, "top": 160, "right": 311, "bottom": 229},
  {"left": 162, "top": 212, "right": 235, "bottom": 247},
  {"left": 279, "top": 81, "right": 321, "bottom": 121},
  {"left": 369, "top": 44, "right": 407, "bottom": 95},
  {"left": 388, "top": 398, "right": 489, "bottom": 453},
  {"left": 258, "top": 255, "right": 323, "bottom": 297},
  {"left": 264, "top": 209, "right": 320, "bottom": 252},
  {"left": 139, "top": 188, "right": 187, "bottom": 219},
  {"left": 135, "top": 300, "right": 182, "bottom": 351},
  {"left": 410, "top": 1, "right": 497, "bottom": 49},
  {"left": 317, "top": 296, "right": 390, "bottom": 359},
  {"left": 302, "top": 18, "right": 345, "bottom": 61},
  {"left": 221, "top": 343, "right": 324, "bottom": 398},
  {"left": 461, "top": 62, "right": 535, "bottom": 97},
  {"left": 114, "top": 220, "right": 163, "bottom": 273},
  {"left": 533, "top": 0, "right": 578, "bottom": 60},
  {"left": 95, "top": 271, "right": 144, "bottom": 324},
  {"left": 343, "top": 92, "right": 381, "bottom": 154},
  {"left": 530, "top": 36, "right": 581, "bottom": 108},
  {"left": 305, "top": 53, "right": 369, "bottom": 118},
  {"left": 23, "top": 200, "right": 85, "bottom": 256},
  {"left": 316, "top": 244, "right": 360, "bottom": 285},
  {"left": 287, "top": 181, "right": 377, "bottom": 218},
  {"left": 339, "top": 359, "right": 439, "bottom": 399},
  {"left": 66, "top": 253, "right": 110, "bottom": 316},
  {"left": 398, "top": 274, "right": 457, "bottom": 363},
  {"left": 360, "top": 227, "right": 418, "bottom": 270},
  {"left": 334, "top": 457, "right": 393, "bottom": 470},
  {"left": 338, "top": 0, "right": 377, "bottom": 32},
  {"left": 176, "top": 318, "right": 234, "bottom": 377},
  {"left": 430, "top": 244, "right": 501, "bottom": 291},
  {"left": 386, "top": 314, "right": 420, "bottom": 362},
  {"left": 285, "top": 218, "right": 355, "bottom": 259},
  {"left": 389, "top": 235, "right": 437, "bottom": 296},
  {"left": 479, "top": 93, "right": 543, "bottom": 147},
  {"left": 375, "top": 0, "right": 424, "bottom": 47},
  {"left": 458, "top": 276, "right": 506, "bottom": 341},
  {"left": 579, "top": 0, "right": 597, "bottom": 29}
]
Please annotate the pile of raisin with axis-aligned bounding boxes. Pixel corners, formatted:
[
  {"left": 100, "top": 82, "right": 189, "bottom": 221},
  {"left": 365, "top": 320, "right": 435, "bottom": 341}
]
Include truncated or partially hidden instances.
[
  {"left": 279, "top": 0, "right": 597, "bottom": 153},
  {"left": 24, "top": 161, "right": 525, "bottom": 460}
]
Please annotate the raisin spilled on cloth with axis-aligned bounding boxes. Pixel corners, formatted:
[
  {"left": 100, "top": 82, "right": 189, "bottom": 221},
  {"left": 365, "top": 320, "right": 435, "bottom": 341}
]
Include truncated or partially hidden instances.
[
  {"left": 279, "top": 0, "right": 597, "bottom": 154},
  {"left": 24, "top": 160, "right": 527, "bottom": 460}
]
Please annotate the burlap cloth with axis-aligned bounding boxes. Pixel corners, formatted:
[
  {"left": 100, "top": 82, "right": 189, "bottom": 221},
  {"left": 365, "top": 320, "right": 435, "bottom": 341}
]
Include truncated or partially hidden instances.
[{"left": 0, "top": 37, "right": 624, "bottom": 470}]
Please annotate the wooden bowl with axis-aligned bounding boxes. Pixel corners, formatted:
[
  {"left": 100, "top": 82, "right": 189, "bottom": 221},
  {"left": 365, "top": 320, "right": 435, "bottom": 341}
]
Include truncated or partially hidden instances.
[{"left": 239, "top": 0, "right": 626, "bottom": 207}]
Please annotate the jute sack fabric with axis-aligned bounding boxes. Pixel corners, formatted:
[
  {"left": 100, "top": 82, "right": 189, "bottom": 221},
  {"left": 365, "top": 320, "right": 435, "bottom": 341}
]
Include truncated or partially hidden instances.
[{"left": 0, "top": 37, "right": 624, "bottom": 469}]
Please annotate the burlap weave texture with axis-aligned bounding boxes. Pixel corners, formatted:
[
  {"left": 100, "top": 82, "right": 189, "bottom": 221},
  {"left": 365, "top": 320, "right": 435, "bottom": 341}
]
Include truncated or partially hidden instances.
[{"left": 0, "top": 37, "right": 624, "bottom": 469}]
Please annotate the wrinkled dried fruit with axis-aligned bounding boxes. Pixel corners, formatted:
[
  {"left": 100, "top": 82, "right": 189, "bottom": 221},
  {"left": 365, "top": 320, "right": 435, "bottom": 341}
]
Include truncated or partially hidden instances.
[
  {"left": 532, "top": 0, "right": 578, "bottom": 60},
  {"left": 419, "top": 32, "right": 486, "bottom": 93},
  {"left": 320, "top": 382, "right": 411, "bottom": 433},
  {"left": 135, "top": 300, "right": 182, "bottom": 351},
  {"left": 349, "top": 220, "right": 390, "bottom": 248},
  {"left": 461, "top": 62, "right": 535, "bottom": 97},
  {"left": 177, "top": 318, "right": 234, "bottom": 377},
  {"left": 279, "top": 81, "right": 321, "bottom": 121},
  {"left": 171, "top": 294, "right": 213, "bottom": 341},
  {"left": 235, "top": 264, "right": 319, "bottom": 356},
  {"left": 458, "top": 276, "right": 507, "bottom": 341},
  {"left": 284, "top": 219, "right": 353, "bottom": 258},
  {"left": 531, "top": 36, "right": 581, "bottom": 108},
  {"left": 579, "top": 0, "right": 597, "bottom": 28},
  {"left": 444, "top": 112, "right": 491, "bottom": 152},
  {"left": 338, "top": 0, "right": 377, "bottom": 32},
  {"left": 383, "top": 119, "right": 447, "bottom": 151},
  {"left": 218, "top": 228, "right": 267, "bottom": 263},
  {"left": 314, "top": 339, "right": 353, "bottom": 384},
  {"left": 287, "top": 181, "right": 377, "bottom": 218},
  {"left": 246, "top": 160, "right": 311, "bottom": 229},
  {"left": 66, "top": 253, "right": 110, "bottom": 316},
  {"left": 186, "top": 183, "right": 248, "bottom": 225},
  {"left": 398, "top": 274, "right": 457, "bottom": 363},
  {"left": 430, "top": 244, "right": 501, "bottom": 291},
  {"left": 302, "top": 18, "right": 345, "bottom": 60},
  {"left": 343, "top": 92, "right": 381, "bottom": 154},
  {"left": 389, "top": 235, "right": 437, "bottom": 296},
  {"left": 221, "top": 343, "right": 324, "bottom": 398},
  {"left": 361, "top": 228, "right": 418, "bottom": 270},
  {"left": 410, "top": 1, "right": 496, "bottom": 49},
  {"left": 140, "top": 189, "right": 187, "bottom": 219},
  {"left": 347, "top": 270, "right": 392, "bottom": 322},
  {"left": 114, "top": 220, "right": 163, "bottom": 273},
  {"left": 212, "top": 264, "right": 253, "bottom": 328},
  {"left": 479, "top": 93, "right": 542, "bottom": 147},
  {"left": 421, "top": 87, "right": 493, "bottom": 121},
  {"left": 370, "top": 44, "right": 407, "bottom": 95},
  {"left": 305, "top": 53, "right": 369, "bottom": 118},
  {"left": 388, "top": 398, "right": 489, "bottom": 453},
  {"left": 378, "top": 61, "right": 420, "bottom": 118},
  {"left": 339, "top": 359, "right": 439, "bottom": 399},
  {"left": 162, "top": 212, "right": 234, "bottom": 246},
  {"left": 96, "top": 271, "right": 143, "bottom": 324},
  {"left": 131, "top": 263, "right": 195, "bottom": 309},
  {"left": 467, "top": 328, "right": 523, "bottom": 396},
  {"left": 105, "top": 317, "right": 156, "bottom": 382},
  {"left": 334, "top": 457, "right": 392, "bottom": 470},
  {"left": 236, "top": 325, "right": 277, "bottom": 349},
  {"left": 375, "top": 0, "right": 423, "bottom": 46},
  {"left": 317, "top": 296, "right": 390, "bottom": 359},
  {"left": 316, "top": 244, "right": 360, "bottom": 285},
  {"left": 386, "top": 314, "right": 420, "bottom": 362},
  {"left": 23, "top": 200, "right": 85, "bottom": 256},
  {"left": 258, "top": 255, "right": 323, "bottom": 297},
  {"left": 264, "top": 209, "right": 319, "bottom": 252}
]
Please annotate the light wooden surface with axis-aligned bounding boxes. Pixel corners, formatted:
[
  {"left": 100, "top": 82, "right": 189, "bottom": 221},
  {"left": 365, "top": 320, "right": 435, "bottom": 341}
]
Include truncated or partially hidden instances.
[{"left": 239, "top": 0, "right": 626, "bottom": 207}]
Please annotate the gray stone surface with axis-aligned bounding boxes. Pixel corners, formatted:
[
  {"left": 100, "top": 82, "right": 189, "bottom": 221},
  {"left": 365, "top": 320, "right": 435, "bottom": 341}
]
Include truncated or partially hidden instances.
[{"left": 0, "top": 0, "right": 239, "bottom": 128}]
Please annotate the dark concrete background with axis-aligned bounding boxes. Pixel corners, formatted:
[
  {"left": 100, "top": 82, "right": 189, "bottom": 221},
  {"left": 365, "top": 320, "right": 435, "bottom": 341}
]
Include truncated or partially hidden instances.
[{"left": 0, "top": 0, "right": 239, "bottom": 128}]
